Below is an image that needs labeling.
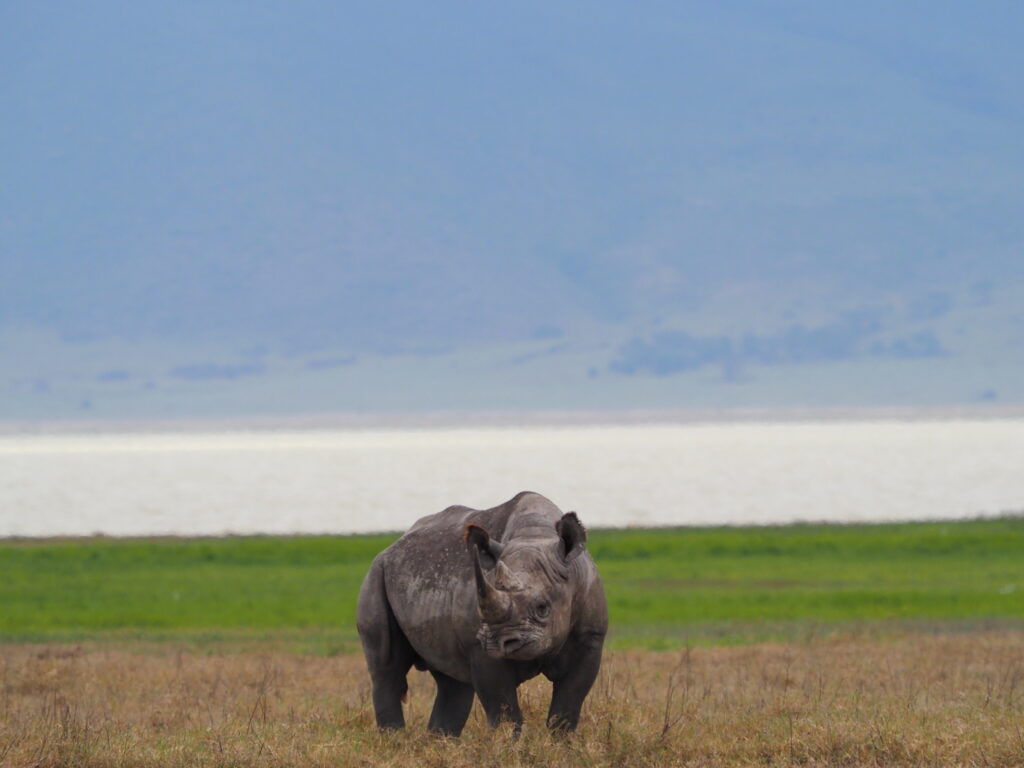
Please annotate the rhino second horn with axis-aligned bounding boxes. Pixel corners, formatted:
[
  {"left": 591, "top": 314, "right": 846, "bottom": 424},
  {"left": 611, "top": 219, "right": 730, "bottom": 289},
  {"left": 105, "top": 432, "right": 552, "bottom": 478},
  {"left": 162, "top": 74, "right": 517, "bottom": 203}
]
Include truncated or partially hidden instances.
[
  {"left": 472, "top": 547, "right": 511, "bottom": 623},
  {"left": 494, "top": 560, "right": 523, "bottom": 591}
]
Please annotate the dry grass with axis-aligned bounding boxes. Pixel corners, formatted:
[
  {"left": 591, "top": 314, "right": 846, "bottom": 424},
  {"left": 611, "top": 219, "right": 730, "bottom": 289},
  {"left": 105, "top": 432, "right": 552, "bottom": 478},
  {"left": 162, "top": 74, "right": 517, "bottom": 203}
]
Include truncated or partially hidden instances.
[{"left": 2, "top": 634, "right": 1023, "bottom": 767}]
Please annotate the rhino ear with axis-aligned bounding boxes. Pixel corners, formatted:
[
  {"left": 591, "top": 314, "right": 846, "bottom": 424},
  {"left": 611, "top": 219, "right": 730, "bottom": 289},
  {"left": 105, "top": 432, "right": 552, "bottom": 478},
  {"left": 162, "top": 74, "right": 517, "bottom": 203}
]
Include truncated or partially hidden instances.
[
  {"left": 556, "top": 512, "right": 587, "bottom": 563},
  {"left": 464, "top": 523, "right": 504, "bottom": 568}
]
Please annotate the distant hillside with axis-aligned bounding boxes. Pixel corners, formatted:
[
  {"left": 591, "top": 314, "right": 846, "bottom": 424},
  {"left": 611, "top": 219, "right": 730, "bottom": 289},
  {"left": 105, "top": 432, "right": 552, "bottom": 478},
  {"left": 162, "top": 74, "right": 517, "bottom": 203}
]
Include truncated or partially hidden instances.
[{"left": 2, "top": 2, "right": 1022, "bottom": 419}]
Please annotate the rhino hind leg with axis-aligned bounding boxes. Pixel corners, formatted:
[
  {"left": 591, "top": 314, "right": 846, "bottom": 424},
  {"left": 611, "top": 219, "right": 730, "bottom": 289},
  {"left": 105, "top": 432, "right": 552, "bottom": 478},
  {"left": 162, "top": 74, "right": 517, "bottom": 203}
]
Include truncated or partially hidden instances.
[
  {"left": 427, "top": 670, "right": 475, "bottom": 736},
  {"left": 357, "top": 560, "right": 417, "bottom": 729}
]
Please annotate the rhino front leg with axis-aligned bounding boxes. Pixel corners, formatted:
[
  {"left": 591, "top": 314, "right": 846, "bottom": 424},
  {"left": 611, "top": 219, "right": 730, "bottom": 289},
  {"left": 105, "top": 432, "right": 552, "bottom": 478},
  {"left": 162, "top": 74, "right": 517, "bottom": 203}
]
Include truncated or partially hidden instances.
[
  {"left": 546, "top": 632, "right": 604, "bottom": 731},
  {"left": 427, "top": 670, "right": 475, "bottom": 736},
  {"left": 470, "top": 656, "right": 523, "bottom": 735}
]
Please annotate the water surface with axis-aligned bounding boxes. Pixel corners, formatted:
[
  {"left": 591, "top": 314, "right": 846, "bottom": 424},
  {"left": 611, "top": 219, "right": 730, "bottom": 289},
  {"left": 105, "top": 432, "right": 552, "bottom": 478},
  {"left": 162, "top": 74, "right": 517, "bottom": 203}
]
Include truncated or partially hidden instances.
[{"left": 2, "top": 420, "right": 1022, "bottom": 537}]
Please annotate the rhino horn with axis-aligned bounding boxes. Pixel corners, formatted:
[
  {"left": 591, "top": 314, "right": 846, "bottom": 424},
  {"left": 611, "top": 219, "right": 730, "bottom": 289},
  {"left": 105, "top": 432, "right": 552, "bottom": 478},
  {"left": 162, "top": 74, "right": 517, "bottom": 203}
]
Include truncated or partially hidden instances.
[
  {"left": 471, "top": 545, "right": 511, "bottom": 623},
  {"left": 494, "top": 560, "right": 523, "bottom": 591}
]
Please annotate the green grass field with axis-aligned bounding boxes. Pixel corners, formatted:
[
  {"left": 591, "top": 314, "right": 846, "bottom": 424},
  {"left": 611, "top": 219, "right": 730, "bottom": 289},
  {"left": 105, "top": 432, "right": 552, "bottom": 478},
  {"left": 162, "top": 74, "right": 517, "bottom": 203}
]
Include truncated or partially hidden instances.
[{"left": 3, "top": 517, "right": 1023, "bottom": 649}]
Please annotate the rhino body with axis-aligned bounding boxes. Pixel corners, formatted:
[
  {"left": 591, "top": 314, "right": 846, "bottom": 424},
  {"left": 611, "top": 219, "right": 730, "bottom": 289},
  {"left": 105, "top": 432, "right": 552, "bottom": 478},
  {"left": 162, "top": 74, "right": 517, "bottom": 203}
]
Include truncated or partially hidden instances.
[{"left": 356, "top": 491, "right": 607, "bottom": 735}]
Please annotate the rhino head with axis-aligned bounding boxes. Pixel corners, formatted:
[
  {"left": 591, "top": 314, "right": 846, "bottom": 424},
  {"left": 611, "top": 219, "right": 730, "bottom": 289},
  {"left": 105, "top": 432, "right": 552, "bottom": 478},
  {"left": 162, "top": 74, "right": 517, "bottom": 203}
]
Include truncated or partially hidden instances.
[{"left": 464, "top": 513, "right": 587, "bottom": 660}]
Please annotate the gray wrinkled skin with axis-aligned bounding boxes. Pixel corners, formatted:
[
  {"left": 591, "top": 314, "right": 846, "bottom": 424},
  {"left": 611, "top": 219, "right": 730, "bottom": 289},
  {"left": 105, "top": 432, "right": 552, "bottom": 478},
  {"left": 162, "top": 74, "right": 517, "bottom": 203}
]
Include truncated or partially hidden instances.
[{"left": 357, "top": 491, "right": 608, "bottom": 736}]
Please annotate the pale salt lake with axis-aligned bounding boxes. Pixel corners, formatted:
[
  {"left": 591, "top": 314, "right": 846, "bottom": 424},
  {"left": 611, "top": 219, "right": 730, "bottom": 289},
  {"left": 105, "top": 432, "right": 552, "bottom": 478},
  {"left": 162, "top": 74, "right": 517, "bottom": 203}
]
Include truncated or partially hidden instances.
[{"left": 1, "top": 419, "right": 1022, "bottom": 538}]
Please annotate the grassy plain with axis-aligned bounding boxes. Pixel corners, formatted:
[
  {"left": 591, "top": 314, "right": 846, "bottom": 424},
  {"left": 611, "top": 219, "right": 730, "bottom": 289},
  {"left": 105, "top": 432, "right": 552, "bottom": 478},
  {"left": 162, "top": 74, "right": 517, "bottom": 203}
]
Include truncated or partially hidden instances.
[
  {"left": 2, "top": 517, "right": 1024, "bottom": 647},
  {"left": 2, "top": 634, "right": 1023, "bottom": 767},
  {"left": 3, "top": 519, "right": 1024, "bottom": 766}
]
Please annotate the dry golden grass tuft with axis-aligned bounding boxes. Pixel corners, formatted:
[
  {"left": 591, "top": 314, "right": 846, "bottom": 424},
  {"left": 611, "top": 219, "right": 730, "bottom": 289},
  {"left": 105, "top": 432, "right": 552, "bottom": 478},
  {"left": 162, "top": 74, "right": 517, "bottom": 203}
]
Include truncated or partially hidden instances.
[{"left": 2, "top": 633, "right": 1023, "bottom": 767}]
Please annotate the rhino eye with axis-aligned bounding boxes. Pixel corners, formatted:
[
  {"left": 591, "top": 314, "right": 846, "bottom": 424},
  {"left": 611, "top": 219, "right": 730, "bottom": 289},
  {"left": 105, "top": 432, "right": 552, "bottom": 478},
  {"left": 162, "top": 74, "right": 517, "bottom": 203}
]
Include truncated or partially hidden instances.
[{"left": 534, "top": 601, "right": 551, "bottom": 619}]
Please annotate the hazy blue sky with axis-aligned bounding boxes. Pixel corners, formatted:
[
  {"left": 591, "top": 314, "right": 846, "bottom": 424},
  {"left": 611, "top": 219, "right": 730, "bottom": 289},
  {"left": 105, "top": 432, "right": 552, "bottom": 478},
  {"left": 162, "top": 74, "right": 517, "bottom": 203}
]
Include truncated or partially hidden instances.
[{"left": 2, "top": 2, "right": 1022, "bottom": 418}]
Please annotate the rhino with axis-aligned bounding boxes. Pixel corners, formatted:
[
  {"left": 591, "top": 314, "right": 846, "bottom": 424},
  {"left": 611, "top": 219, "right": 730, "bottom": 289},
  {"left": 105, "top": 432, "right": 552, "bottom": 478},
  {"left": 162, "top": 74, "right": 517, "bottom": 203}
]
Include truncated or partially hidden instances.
[{"left": 357, "top": 491, "right": 608, "bottom": 736}]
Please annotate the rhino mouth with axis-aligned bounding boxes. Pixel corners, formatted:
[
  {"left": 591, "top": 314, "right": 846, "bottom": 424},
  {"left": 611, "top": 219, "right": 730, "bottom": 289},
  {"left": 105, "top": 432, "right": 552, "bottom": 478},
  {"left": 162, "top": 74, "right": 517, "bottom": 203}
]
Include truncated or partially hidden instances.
[{"left": 477, "top": 626, "right": 543, "bottom": 660}]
